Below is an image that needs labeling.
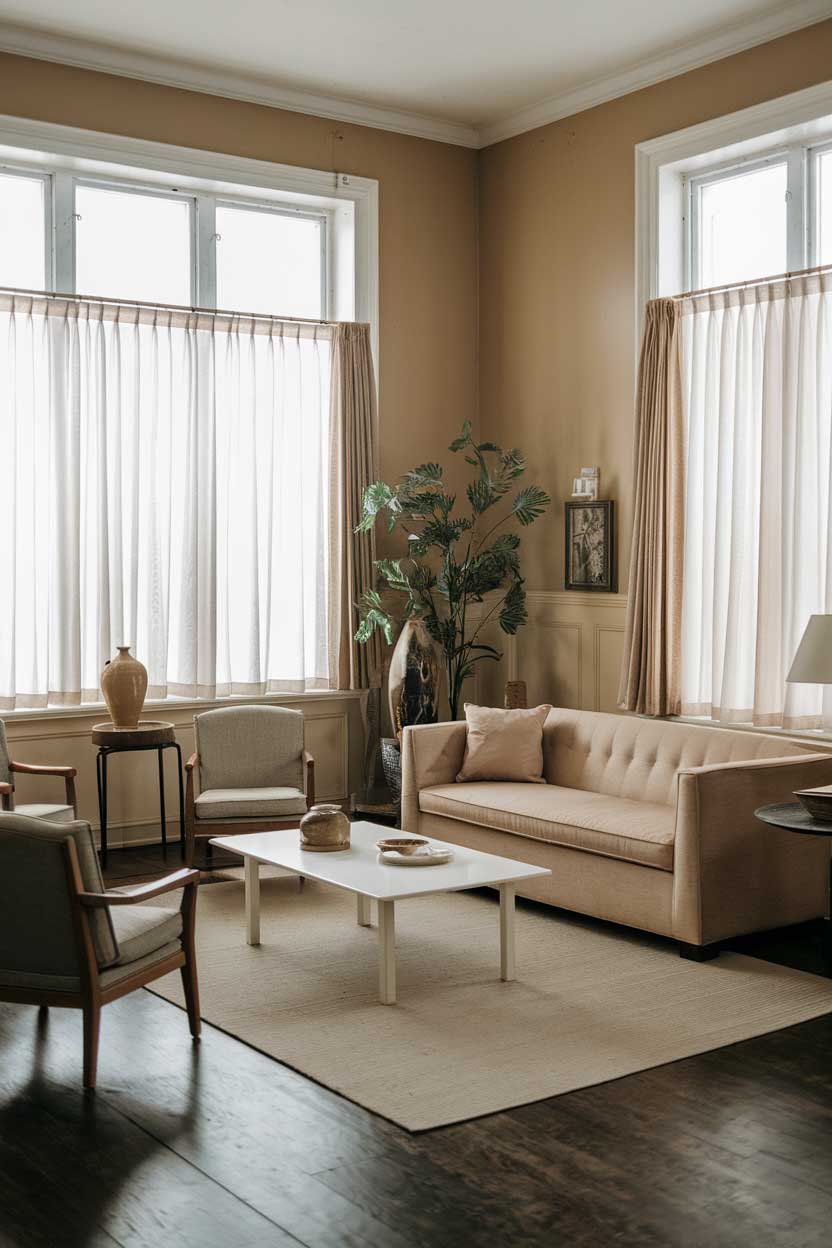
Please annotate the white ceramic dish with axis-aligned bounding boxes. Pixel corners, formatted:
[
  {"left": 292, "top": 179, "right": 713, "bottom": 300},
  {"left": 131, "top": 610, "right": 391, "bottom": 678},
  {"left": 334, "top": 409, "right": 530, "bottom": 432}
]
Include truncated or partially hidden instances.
[{"left": 378, "top": 846, "right": 455, "bottom": 867}]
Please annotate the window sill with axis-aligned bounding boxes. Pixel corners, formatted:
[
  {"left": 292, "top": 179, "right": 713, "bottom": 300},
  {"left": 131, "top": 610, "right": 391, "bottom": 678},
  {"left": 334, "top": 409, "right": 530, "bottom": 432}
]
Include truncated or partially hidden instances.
[
  {"left": 670, "top": 714, "right": 832, "bottom": 749},
  {"left": 3, "top": 688, "right": 366, "bottom": 725}
]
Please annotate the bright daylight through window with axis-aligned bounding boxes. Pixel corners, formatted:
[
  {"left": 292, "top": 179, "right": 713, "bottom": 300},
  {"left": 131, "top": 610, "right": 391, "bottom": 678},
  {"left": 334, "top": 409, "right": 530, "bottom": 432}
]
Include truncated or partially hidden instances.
[
  {"left": 672, "top": 121, "right": 832, "bottom": 730},
  {"left": 0, "top": 138, "right": 361, "bottom": 710},
  {"left": 687, "top": 137, "right": 832, "bottom": 289}
]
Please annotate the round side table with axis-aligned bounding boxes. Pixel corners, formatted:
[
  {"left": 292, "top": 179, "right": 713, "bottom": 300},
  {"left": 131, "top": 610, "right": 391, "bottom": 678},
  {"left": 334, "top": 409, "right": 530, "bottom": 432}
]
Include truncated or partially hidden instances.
[
  {"left": 92, "top": 721, "right": 185, "bottom": 866},
  {"left": 755, "top": 801, "right": 832, "bottom": 972}
]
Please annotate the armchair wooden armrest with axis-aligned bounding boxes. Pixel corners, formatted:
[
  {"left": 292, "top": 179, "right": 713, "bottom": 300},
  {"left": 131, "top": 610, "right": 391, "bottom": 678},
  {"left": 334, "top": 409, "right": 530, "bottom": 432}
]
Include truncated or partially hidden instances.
[
  {"left": 10, "top": 761, "right": 77, "bottom": 778},
  {"left": 80, "top": 867, "right": 199, "bottom": 908},
  {"left": 185, "top": 752, "right": 198, "bottom": 772},
  {"left": 9, "top": 759, "right": 78, "bottom": 816},
  {"left": 303, "top": 750, "right": 315, "bottom": 808}
]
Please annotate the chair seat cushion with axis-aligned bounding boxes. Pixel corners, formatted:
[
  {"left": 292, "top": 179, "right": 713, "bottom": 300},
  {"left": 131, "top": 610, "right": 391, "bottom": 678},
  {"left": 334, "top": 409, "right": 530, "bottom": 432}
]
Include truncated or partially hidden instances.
[
  {"left": 99, "top": 940, "right": 183, "bottom": 990},
  {"left": 110, "top": 904, "right": 183, "bottom": 964},
  {"left": 195, "top": 787, "right": 307, "bottom": 820},
  {"left": 419, "top": 782, "right": 675, "bottom": 871},
  {"left": 14, "top": 803, "right": 75, "bottom": 824}
]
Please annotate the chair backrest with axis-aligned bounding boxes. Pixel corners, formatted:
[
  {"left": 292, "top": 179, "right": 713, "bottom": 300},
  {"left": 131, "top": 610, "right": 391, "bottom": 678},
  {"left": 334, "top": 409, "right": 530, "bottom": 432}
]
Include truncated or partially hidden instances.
[
  {"left": 0, "top": 719, "right": 10, "bottom": 787},
  {"left": 0, "top": 814, "right": 119, "bottom": 985},
  {"left": 195, "top": 705, "right": 304, "bottom": 791}
]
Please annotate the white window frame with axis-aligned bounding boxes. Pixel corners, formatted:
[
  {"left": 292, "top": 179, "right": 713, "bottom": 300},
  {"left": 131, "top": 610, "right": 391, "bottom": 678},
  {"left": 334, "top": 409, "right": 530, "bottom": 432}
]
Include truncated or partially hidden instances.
[
  {"left": 0, "top": 112, "right": 378, "bottom": 371},
  {"left": 635, "top": 79, "right": 832, "bottom": 344}
]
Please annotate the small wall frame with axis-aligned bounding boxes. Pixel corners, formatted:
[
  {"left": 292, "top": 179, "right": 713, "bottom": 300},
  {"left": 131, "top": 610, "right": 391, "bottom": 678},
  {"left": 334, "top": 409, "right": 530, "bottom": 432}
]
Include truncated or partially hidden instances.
[{"left": 564, "top": 500, "right": 616, "bottom": 592}]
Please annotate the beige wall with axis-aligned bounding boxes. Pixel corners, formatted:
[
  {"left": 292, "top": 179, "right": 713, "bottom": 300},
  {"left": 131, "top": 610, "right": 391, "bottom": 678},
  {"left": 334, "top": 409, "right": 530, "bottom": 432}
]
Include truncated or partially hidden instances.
[{"left": 477, "top": 18, "right": 832, "bottom": 708}]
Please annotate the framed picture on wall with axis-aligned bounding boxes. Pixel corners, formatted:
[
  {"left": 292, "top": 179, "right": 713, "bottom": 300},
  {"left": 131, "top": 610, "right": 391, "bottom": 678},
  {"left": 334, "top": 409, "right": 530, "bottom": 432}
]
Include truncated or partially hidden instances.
[{"left": 564, "top": 500, "right": 616, "bottom": 592}]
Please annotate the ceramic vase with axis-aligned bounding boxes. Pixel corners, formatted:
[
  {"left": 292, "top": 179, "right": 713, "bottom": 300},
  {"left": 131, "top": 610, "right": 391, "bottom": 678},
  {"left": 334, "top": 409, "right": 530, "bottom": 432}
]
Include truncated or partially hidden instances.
[
  {"left": 101, "top": 646, "right": 148, "bottom": 730},
  {"left": 387, "top": 618, "right": 439, "bottom": 734},
  {"left": 299, "top": 804, "right": 351, "bottom": 852}
]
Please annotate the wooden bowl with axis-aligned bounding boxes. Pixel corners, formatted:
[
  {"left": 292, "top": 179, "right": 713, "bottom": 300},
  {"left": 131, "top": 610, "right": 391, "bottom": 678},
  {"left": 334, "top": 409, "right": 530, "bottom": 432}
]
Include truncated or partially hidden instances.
[
  {"left": 794, "top": 787, "right": 832, "bottom": 822},
  {"left": 376, "top": 837, "right": 429, "bottom": 856}
]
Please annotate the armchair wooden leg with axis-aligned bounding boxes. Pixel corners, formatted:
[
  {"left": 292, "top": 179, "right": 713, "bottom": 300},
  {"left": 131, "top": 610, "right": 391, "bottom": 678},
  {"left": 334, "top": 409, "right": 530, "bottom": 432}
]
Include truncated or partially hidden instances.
[
  {"left": 180, "top": 959, "right": 201, "bottom": 1040},
  {"left": 180, "top": 881, "right": 201, "bottom": 1040},
  {"left": 83, "top": 1001, "right": 101, "bottom": 1089}
]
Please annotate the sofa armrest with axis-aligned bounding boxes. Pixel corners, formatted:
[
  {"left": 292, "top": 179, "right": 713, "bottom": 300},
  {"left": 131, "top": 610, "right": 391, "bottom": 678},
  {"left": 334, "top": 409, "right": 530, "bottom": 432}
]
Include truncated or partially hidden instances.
[
  {"left": 400, "top": 722, "right": 467, "bottom": 833},
  {"left": 673, "top": 751, "right": 832, "bottom": 945}
]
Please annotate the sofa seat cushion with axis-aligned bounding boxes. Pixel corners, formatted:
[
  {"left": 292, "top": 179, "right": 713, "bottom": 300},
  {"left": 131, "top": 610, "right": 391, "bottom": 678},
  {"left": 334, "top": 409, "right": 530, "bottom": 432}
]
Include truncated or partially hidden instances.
[
  {"left": 110, "top": 904, "right": 183, "bottom": 965},
  {"left": 195, "top": 787, "right": 307, "bottom": 820},
  {"left": 419, "top": 782, "right": 675, "bottom": 871}
]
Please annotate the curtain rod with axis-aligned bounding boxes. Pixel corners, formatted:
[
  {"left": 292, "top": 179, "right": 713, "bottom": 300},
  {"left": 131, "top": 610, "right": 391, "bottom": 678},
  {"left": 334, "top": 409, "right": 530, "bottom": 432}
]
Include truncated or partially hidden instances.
[
  {"left": 671, "top": 260, "right": 832, "bottom": 302},
  {"left": 0, "top": 284, "right": 336, "bottom": 328}
]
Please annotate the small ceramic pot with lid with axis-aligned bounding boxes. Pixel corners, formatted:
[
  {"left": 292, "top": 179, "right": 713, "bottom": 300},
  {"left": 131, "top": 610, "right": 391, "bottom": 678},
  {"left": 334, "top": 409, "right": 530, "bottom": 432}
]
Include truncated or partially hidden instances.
[{"left": 299, "top": 804, "right": 351, "bottom": 852}]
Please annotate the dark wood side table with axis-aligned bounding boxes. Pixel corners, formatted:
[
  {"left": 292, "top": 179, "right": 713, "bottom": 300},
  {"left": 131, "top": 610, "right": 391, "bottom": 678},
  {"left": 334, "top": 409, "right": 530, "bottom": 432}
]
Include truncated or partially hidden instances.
[
  {"left": 755, "top": 801, "right": 832, "bottom": 973},
  {"left": 92, "top": 721, "right": 185, "bottom": 866}
]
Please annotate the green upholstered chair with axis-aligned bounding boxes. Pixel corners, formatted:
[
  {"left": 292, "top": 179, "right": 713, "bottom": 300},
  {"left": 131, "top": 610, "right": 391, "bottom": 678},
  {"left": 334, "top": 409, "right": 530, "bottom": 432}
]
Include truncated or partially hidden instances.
[
  {"left": 0, "top": 811, "right": 200, "bottom": 1089},
  {"left": 0, "top": 718, "right": 78, "bottom": 823}
]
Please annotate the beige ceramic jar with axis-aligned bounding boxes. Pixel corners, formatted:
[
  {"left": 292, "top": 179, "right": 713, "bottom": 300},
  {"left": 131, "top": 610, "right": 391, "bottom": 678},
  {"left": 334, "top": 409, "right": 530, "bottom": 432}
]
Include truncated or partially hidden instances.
[
  {"left": 101, "top": 646, "right": 148, "bottom": 730},
  {"left": 299, "top": 804, "right": 351, "bottom": 852}
]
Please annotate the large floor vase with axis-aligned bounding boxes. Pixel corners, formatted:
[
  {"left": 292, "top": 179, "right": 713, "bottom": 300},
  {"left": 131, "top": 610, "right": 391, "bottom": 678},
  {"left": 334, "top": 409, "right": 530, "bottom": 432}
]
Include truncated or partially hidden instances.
[{"left": 387, "top": 619, "right": 439, "bottom": 731}]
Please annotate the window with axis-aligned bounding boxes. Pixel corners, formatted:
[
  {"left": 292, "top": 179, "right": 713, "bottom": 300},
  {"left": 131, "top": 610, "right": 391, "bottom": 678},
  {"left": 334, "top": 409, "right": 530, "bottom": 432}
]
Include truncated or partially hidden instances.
[
  {"left": 0, "top": 152, "right": 338, "bottom": 320},
  {"left": 215, "top": 203, "right": 324, "bottom": 318},
  {"left": 75, "top": 183, "right": 193, "bottom": 305},
  {"left": 691, "top": 159, "right": 788, "bottom": 288},
  {"left": 686, "top": 138, "right": 832, "bottom": 290},
  {"left": 0, "top": 169, "right": 47, "bottom": 290},
  {"left": 638, "top": 93, "right": 832, "bottom": 731},
  {"left": 0, "top": 119, "right": 378, "bottom": 710}
]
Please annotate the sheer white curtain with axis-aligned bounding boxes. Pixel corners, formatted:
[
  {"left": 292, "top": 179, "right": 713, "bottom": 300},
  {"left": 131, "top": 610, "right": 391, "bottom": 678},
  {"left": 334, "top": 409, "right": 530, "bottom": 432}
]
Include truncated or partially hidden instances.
[
  {"left": 0, "top": 294, "right": 333, "bottom": 708},
  {"left": 681, "top": 271, "right": 832, "bottom": 729}
]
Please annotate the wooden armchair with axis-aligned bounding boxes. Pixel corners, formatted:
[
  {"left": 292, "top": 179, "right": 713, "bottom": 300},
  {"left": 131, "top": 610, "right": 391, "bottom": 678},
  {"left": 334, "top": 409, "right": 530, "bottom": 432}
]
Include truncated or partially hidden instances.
[
  {"left": 0, "top": 718, "right": 77, "bottom": 822},
  {"left": 185, "top": 705, "right": 314, "bottom": 865},
  {"left": 0, "top": 812, "right": 200, "bottom": 1088}
]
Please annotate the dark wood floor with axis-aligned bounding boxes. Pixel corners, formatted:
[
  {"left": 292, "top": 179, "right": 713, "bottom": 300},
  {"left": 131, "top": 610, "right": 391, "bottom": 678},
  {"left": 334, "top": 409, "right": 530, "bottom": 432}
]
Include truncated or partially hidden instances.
[{"left": 1, "top": 844, "right": 831, "bottom": 1248}]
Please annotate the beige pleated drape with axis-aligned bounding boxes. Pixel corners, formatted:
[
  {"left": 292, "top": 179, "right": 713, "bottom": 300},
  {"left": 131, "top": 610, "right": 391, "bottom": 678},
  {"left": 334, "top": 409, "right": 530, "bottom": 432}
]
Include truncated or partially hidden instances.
[
  {"left": 328, "top": 322, "right": 383, "bottom": 691},
  {"left": 618, "top": 298, "right": 685, "bottom": 716}
]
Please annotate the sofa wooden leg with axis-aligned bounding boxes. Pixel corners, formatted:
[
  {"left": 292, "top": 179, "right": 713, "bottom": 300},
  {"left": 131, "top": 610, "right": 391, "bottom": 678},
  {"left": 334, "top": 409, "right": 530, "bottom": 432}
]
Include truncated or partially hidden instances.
[{"left": 679, "top": 941, "right": 720, "bottom": 962}]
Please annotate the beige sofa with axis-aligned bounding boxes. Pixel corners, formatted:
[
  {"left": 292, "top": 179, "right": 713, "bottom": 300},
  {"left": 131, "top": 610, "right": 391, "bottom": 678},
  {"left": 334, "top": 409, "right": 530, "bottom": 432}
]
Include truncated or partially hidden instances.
[{"left": 401, "top": 708, "right": 832, "bottom": 957}]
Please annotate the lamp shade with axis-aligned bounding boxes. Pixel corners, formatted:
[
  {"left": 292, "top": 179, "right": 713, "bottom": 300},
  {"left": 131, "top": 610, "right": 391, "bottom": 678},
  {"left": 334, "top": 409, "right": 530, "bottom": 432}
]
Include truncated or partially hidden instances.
[{"left": 786, "top": 614, "right": 832, "bottom": 683}]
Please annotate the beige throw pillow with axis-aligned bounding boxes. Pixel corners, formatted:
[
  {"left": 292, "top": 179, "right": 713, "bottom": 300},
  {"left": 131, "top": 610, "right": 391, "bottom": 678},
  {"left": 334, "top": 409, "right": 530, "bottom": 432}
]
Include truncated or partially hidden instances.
[{"left": 456, "top": 703, "right": 552, "bottom": 784}]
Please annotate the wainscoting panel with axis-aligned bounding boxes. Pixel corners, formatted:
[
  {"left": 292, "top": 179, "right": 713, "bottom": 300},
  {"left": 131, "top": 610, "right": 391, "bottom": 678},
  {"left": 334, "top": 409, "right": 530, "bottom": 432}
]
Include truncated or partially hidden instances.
[
  {"left": 3, "top": 693, "right": 365, "bottom": 850},
  {"left": 476, "top": 591, "right": 628, "bottom": 713}
]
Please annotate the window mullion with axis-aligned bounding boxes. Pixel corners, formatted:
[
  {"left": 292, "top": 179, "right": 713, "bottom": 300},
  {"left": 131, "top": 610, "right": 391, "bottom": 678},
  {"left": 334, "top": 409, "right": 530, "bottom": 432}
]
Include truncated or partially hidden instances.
[
  {"left": 196, "top": 194, "right": 216, "bottom": 308},
  {"left": 53, "top": 171, "right": 74, "bottom": 294},
  {"left": 786, "top": 146, "right": 806, "bottom": 272}
]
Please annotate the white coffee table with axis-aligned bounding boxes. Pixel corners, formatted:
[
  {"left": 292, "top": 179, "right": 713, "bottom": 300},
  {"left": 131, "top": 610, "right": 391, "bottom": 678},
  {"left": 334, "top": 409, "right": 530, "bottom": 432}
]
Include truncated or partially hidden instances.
[{"left": 211, "top": 822, "right": 552, "bottom": 1004}]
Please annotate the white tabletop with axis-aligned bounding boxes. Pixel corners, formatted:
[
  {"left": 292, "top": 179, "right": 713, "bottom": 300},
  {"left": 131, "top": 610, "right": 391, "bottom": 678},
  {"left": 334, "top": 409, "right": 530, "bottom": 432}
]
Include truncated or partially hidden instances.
[{"left": 211, "top": 821, "right": 551, "bottom": 901}]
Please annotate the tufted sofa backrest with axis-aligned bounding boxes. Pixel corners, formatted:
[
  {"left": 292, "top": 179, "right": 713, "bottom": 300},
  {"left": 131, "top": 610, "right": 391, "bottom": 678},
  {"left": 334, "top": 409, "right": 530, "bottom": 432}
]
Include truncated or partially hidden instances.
[{"left": 543, "top": 708, "right": 814, "bottom": 806}]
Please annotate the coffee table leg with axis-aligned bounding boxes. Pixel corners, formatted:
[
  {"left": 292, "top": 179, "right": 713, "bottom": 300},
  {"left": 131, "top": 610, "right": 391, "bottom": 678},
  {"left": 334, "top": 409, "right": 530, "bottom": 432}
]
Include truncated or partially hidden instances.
[
  {"left": 357, "top": 894, "right": 372, "bottom": 927},
  {"left": 500, "top": 884, "right": 516, "bottom": 981},
  {"left": 378, "top": 899, "right": 396, "bottom": 1004},
  {"left": 245, "top": 858, "right": 260, "bottom": 946}
]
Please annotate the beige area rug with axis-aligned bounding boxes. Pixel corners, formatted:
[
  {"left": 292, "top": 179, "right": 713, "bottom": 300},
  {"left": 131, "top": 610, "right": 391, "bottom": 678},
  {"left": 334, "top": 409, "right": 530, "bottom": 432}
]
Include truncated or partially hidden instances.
[{"left": 149, "top": 873, "right": 832, "bottom": 1131}]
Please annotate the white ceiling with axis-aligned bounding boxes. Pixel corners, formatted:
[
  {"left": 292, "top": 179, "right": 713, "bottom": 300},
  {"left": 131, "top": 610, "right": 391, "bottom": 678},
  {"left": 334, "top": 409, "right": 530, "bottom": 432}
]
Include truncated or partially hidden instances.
[{"left": 0, "top": 0, "right": 829, "bottom": 146}]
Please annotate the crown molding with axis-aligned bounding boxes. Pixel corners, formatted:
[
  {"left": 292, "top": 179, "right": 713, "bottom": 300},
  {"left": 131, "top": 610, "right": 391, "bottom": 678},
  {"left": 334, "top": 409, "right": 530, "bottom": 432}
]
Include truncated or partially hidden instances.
[
  {"left": 476, "top": 0, "right": 832, "bottom": 147},
  {"left": 0, "top": 22, "right": 480, "bottom": 149},
  {"left": 0, "top": 2, "right": 830, "bottom": 152}
]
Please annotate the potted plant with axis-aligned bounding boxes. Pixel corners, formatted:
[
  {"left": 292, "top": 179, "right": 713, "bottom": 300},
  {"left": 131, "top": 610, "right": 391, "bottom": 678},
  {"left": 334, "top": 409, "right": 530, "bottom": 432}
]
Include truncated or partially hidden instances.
[{"left": 355, "top": 421, "right": 550, "bottom": 724}]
